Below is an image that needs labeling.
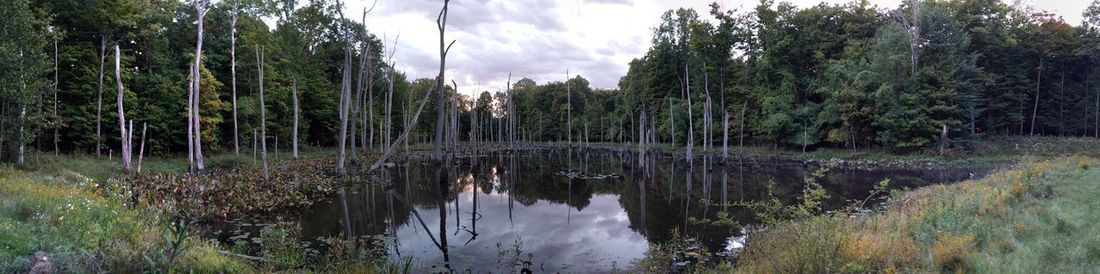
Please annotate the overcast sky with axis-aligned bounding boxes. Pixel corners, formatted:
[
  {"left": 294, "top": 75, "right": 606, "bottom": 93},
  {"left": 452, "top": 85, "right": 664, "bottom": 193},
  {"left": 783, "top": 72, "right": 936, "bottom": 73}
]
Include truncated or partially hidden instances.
[{"left": 335, "top": 0, "right": 1088, "bottom": 95}]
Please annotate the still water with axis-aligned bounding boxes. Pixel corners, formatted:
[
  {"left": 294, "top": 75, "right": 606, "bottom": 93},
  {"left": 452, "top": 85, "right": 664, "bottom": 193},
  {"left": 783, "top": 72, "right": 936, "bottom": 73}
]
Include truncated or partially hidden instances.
[{"left": 282, "top": 150, "right": 990, "bottom": 272}]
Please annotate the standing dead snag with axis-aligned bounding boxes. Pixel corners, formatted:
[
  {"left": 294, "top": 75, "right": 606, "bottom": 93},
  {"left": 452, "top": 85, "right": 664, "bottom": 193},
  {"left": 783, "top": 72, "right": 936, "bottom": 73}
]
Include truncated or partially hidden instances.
[
  {"left": 684, "top": 64, "right": 693, "bottom": 161},
  {"left": 293, "top": 78, "right": 299, "bottom": 159},
  {"left": 335, "top": 0, "right": 354, "bottom": 174},
  {"left": 230, "top": 0, "right": 240, "bottom": 155},
  {"left": 257, "top": 46, "right": 269, "bottom": 180},
  {"left": 357, "top": 2, "right": 377, "bottom": 153},
  {"left": 137, "top": 123, "right": 147, "bottom": 173},
  {"left": 114, "top": 44, "right": 132, "bottom": 172},
  {"left": 53, "top": 39, "right": 59, "bottom": 155},
  {"left": 190, "top": 0, "right": 211, "bottom": 172},
  {"left": 434, "top": 0, "right": 456, "bottom": 158},
  {"left": 566, "top": 69, "right": 572, "bottom": 146},
  {"left": 96, "top": 35, "right": 108, "bottom": 157},
  {"left": 384, "top": 34, "right": 400, "bottom": 149}
]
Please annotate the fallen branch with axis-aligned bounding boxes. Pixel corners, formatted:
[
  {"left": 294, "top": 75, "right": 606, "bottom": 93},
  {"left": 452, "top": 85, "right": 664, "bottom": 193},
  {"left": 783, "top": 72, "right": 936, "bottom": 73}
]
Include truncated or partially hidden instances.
[{"left": 217, "top": 250, "right": 271, "bottom": 263}]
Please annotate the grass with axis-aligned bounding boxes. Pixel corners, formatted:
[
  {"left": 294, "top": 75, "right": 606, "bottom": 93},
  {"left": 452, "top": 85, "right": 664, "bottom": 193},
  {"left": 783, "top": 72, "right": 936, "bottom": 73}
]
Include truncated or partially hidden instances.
[
  {"left": 15, "top": 146, "right": 338, "bottom": 182},
  {"left": 7, "top": 137, "right": 1100, "bottom": 272},
  {"left": 536, "top": 135, "right": 1100, "bottom": 166},
  {"left": 659, "top": 156, "right": 1100, "bottom": 273},
  {"left": 0, "top": 167, "right": 251, "bottom": 272},
  {"left": 0, "top": 147, "right": 406, "bottom": 273}
]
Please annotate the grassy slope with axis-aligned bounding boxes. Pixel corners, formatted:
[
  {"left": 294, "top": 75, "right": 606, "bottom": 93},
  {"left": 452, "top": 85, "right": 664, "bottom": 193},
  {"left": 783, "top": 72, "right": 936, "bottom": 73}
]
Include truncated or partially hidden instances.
[
  {"left": 717, "top": 157, "right": 1100, "bottom": 273},
  {"left": 0, "top": 168, "right": 250, "bottom": 272}
]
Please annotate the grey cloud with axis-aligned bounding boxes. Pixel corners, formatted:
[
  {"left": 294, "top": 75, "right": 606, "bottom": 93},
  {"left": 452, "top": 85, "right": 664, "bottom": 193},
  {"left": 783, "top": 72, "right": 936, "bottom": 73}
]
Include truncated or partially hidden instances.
[{"left": 384, "top": 0, "right": 568, "bottom": 33}]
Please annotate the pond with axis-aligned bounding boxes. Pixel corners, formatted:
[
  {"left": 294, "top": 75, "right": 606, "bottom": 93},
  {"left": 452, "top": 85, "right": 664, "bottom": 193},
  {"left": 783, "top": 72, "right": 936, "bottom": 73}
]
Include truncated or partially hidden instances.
[{"left": 221, "top": 149, "right": 995, "bottom": 272}]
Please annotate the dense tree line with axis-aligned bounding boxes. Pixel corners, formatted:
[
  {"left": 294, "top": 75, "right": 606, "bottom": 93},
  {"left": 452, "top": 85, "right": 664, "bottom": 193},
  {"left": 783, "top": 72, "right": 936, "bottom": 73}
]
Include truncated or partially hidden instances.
[
  {"left": 611, "top": 0, "right": 1100, "bottom": 152},
  {"left": 4, "top": 0, "right": 1100, "bottom": 164}
]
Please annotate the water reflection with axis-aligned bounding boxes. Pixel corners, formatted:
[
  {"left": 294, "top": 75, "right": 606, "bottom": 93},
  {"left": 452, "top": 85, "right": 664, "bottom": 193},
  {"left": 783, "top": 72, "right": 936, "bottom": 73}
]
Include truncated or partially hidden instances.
[{"left": 295, "top": 150, "right": 990, "bottom": 272}]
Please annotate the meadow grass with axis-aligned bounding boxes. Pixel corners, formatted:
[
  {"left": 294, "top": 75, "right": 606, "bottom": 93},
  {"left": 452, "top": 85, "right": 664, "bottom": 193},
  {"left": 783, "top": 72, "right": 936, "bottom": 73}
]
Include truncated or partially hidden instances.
[
  {"left": 672, "top": 156, "right": 1100, "bottom": 273},
  {"left": 0, "top": 167, "right": 252, "bottom": 272}
]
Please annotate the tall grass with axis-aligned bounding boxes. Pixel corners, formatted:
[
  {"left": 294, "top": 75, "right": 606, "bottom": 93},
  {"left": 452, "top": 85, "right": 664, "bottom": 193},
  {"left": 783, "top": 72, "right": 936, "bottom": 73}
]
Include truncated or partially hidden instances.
[
  {"left": 0, "top": 168, "right": 251, "bottom": 272},
  {"left": 728, "top": 156, "right": 1100, "bottom": 273}
]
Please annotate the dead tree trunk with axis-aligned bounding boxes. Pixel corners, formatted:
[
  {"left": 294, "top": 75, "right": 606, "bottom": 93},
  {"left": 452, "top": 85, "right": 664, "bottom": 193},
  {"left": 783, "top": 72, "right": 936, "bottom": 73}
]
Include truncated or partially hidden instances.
[
  {"left": 384, "top": 35, "right": 399, "bottom": 150},
  {"left": 566, "top": 69, "right": 572, "bottom": 146},
  {"left": 434, "top": 0, "right": 455, "bottom": 158},
  {"left": 1031, "top": 57, "right": 1043, "bottom": 136},
  {"left": 360, "top": 5, "right": 376, "bottom": 152},
  {"left": 703, "top": 71, "right": 712, "bottom": 152},
  {"left": 96, "top": 35, "right": 107, "bottom": 156},
  {"left": 137, "top": 123, "right": 147, "bottom": 173},
  {"left": 191, "top": 0, "right": 210, "bottom": 172},
  {"left": 114, "top": 44, "right": 132, "bottom": 172},
  {"left": 53, "top": 40, "right": 59, "bottom": 155},
  {"left": 669, "top": 97, "right": 675, "bottom": 146},
  {"left": 685, "top": 65, "right": 693, "bottom": 161},
  {"left": 723, "top": 109, "right": 729, "bottom": 159},
  {"left": 231, "top": 0, "right": 240, "bottom": 155},
  {"left": 187, "top": 65, "right": 195, "bottom": 171},
  {"left": 335, "top": 0, "right": 354, "bottom": 174},
  {"left": 257, "top": 46, "right": 269, "bottom": 179},
  {"left": 293, "top": 78, "right": 299, "bottom": 159}
]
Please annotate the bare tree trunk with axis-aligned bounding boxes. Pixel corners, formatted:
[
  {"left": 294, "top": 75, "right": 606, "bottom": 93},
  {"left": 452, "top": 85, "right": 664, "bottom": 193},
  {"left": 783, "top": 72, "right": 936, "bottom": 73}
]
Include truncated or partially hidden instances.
[
  {"left": 723, "top": 109, "right": 729, "bottom": 159},
  {"left": 114, "top": 44, "right": 132, "bottom": 172},
  {"left": 360, "top": 6, "right": 375, "bottom": 152},
  {"left": 187, "top": 65, "right": 195, "bottom": 171},
  {"left": 231, "top": 0, "right": 240, "bottom": 155},
  {"left": 739, "top": 105, "right": 746, "bottom": 152},
  {"left": 898, "top": 0, "right": 921, "bottom": 74},
  {"left": 97, "top": 35, "right": 107, "bottom": 156},
  {"left": 137, "top": 123, "right": 147, "bottom": 173},
  {"left": 53, "top": 40, "right": 59, "bottom": 155},
  {"left": 685, "top": 65, "right": 693, "bottom": 161},
  {"left": 434, "top": 0, "right": 455, "bottom": 158},
  {"left": 18, "top": 71, "right": 26, "bottom": 164},
  {"left": 192, "top": 0, "right": 209, "bottom": 172},
  {"left": 404, "top": 96, "right": 410, "bottom": 155},
  {"left": 252, "top": 128, "right": 257, "bottom": 164},
  {"left": 703, "top": 71, "right": 712, "bottom": 152},
  {"left": 386, "top": 64, "right": 395, "bottom": 149},
  {"left": 669, "top": 97, "right": 675, "bottom": 146},
  {"left": 293, "top": 78, "right": 299, "bottom": 159},
  {"left": 1031, "top": 57, "right": 1042, "bottom": 136},
  {"left": 257, "top": 46, "right": 269, "bottom": 179},
  {"left": 370, "top": 81, "right": 437, "bottom": 171},
  {"left": 335, "top": 0, "right": 353, "bottom": 174},
  {"left": 566, "top": 69, "right": 572, "bottom": 146}
]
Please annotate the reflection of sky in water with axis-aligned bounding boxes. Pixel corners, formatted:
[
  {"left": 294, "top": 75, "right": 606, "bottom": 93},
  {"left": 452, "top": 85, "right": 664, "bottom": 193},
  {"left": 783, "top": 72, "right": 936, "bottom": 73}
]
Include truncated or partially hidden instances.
[{"left": 390, "top": 189, "right": 648, "bottom": 272}]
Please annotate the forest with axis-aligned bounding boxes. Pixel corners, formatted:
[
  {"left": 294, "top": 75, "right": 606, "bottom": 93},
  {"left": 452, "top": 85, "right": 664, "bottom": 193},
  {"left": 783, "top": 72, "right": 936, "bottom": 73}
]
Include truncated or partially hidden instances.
[
  {"left": 2, "top": 0, "right": 1100, "bottom": 163},
  {"left": 4, "top": 0, "right": 1100, "bottom": 272}
]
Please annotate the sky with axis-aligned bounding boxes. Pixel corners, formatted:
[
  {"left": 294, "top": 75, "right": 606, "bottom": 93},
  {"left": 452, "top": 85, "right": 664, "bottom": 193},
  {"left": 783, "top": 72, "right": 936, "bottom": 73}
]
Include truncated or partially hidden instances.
[{"left": 332, "top": 0, "right": 1090, "bottom": 96}]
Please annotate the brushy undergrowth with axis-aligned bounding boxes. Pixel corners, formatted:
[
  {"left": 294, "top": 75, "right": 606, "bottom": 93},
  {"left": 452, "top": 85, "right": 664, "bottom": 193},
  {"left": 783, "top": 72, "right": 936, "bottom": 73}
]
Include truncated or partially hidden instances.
[
  {"left": 0, "top": 168, "right": 251, "bottom": 272},
  {"left": 116, "top": 156, "right": 376, "bottom": 219},
  {"left": 722, "top": 156, "right": 1100, "bottom": 273}
]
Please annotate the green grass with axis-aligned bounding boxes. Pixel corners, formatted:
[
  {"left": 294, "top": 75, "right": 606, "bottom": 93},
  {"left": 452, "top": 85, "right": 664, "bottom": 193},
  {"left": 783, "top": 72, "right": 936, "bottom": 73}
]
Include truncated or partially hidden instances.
[
  {"left": 538, "top": 135, "right": 1100, "bottom": 166},
  {"left": 0, "top": 167, "right": 251, "bottom": 272},
  {"left": 670, "top": 156, "right": 1100, "bottom": 273},
  {"left": 14, "top": 146, "right": 338, "bottom": 182}
]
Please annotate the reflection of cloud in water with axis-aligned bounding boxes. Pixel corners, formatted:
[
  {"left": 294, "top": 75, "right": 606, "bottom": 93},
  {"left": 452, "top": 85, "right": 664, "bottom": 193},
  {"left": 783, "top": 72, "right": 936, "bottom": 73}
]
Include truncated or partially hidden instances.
[{"left": 391, "top": 191, "right": 647, "bottom": 272}]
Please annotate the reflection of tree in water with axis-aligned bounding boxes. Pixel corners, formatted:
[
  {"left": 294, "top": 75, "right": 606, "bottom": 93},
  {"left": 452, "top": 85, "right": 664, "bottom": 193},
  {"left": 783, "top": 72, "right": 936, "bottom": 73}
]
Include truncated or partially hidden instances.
[{"left": 301, "top": 149, "right": 988, "bottom": 271}]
